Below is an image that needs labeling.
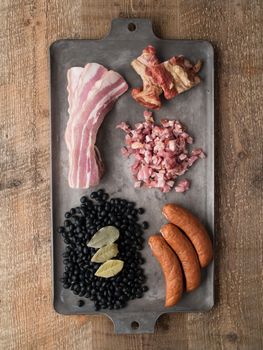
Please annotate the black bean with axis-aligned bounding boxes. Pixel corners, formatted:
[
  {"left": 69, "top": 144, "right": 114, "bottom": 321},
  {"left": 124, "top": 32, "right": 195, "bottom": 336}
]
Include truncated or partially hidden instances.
[
  {"left": 82, "top": 247, "right": 88, "bottom": 254},
  {"left": 138, "top": 208, "right": 145, "bottom": 215},
  {"left": 138, "top": 276, "right": 146, "bottom": 283},
  {"left": 127, "top": 273, "right": 135, "bottom": 280},
  {"left": 105, "top": 203, "right": 111, "bottom": 210},
  {"left": 68, "top": 224, "right": 74, "bottom": 232},
  {"left": 127, "top": 202, "right": 135, "bottom": 208},
  {"left": 142, "top": 285, "right": 148, "bottom": 292},
  {"left": 57, "top": 226, "right": 65, "bottom": 234},
  {"left": 90, "top": 191, "right": 98, "bottom": 199},
  {"left": 102, "top": 193, "right": 109, "bottom": 201},
  {"left": 95, "top": 304, "right": 101, "bottom": 311},
  {"left": 86, "top": 199, "right": 93, "bottom": 207},
  {"left": 97, "top": 189, "right": 104, "bottom": 196},
  {"left": 61, "top": 230, "right": 67, "bottom": 239},
  {"left": 70, "top": 208, "right": 76, "bottom": 215},
  {"left": 64, "top": 220, "right": 70, "bottom": 227},
  {"left": 139, "top": 257, "right": 145, "bottom": 264},
  {"left": 79, "top": 274, "right": 85, "bottom": 281},
  {"left": 142, "top": 221, "right": 149, "bottom": 229},
  {"left": 80, "top": 196, "right": 88, "bottom": 203},
  {"left": 64, "top": 212, "right": 71, "bottom": 219},
  {"left": 73, "top": 283, "right": 80, "bottom": 290},
  {"left": 77, "top": 300, "right": 85, "bottom": 307},
  {"left": 80, "top": 208, "right": 87, "bottom": 216}
]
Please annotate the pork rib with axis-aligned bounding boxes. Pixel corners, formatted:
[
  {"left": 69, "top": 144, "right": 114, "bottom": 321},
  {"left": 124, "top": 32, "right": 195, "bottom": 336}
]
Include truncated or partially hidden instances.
[
  {"left": 131, "top": 45, "right": 202, "bottom": 109},
  {"left": 131, "top": 46, "right": 162, "bottom": 109}
]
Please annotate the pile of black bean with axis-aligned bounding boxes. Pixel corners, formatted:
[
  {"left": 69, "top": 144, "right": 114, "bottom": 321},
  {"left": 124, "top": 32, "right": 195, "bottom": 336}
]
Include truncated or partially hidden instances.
[{"left": 58, "top": 189, "right": 148, "bottom": 311}]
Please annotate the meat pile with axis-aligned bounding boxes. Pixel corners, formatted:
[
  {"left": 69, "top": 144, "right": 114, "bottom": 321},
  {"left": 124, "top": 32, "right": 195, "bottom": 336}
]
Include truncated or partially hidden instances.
[
  {"left": 131, "top": 45, "right": 202, "bottom": 109},
  {"left": 117, "top": 111, "right": 205, "bottom": 193},
  {"left": 65, "top": 63, "right": 128, "bottom": 188}
]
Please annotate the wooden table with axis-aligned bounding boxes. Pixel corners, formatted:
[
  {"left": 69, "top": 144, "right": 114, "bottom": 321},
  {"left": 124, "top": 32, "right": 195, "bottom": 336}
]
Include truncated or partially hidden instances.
[{"left": 1, "top": 0, "right": 262, "bottom": 349}]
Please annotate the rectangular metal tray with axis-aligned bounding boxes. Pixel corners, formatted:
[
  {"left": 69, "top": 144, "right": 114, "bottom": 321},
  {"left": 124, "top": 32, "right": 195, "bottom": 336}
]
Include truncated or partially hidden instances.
[{"left": 50, "top": 18, "right": 214, "bottom": 334}]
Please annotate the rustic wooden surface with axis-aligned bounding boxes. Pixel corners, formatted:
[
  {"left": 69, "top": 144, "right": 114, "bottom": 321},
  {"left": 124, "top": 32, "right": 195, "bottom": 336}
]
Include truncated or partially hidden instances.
[{"left": 0, "top": 0, "right": 262, "bottom": 349}]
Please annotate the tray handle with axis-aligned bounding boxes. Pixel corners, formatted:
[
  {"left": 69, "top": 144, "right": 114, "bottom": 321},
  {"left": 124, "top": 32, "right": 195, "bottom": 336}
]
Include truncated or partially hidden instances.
[
  {"left": 108, "top": 312, "right": 160, "bottom": 334},
  {"left": 104, "top": 18, "right": 158, "bottom": 41}
]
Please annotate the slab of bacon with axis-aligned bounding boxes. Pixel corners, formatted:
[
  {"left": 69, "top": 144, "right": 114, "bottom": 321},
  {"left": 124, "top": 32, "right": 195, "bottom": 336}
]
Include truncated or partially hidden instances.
[
  {"left": 131, "top": 45, "right": 202, "bottom": 109},
  {"left": 65, "top": 63, "right": 128, "bottom": 188},
  {"left": 116, "top": 111, "right": 206, "bottom": 193}
]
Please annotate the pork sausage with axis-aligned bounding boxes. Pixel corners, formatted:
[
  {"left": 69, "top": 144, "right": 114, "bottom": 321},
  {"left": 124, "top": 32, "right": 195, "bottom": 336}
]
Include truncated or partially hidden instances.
[
  {"left": 162, "top": 204, "right": 213, "bottom": 268},
  {"left": 160, "top": 223, "right": 201, "bottom": 292},
  {"left": 148, "top": 235, "right": 183, "bottom": 307}
]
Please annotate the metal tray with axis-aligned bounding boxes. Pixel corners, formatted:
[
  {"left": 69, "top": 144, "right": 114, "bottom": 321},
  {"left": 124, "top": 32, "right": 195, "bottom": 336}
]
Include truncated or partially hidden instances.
[{"left": 50, "top": 18, "right": 214, "bottom": 334}]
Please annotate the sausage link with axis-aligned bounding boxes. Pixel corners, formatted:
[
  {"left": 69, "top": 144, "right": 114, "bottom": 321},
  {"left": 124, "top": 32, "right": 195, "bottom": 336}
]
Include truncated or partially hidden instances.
[
  {"left": 148, "top": 235, "right": 183, "bottom": 307},
  {"left": 162, "top": 204, "right": 213, "bottom": 268},
  {"left": 160, "top": 223, "right": 201, "bottom": 292}
]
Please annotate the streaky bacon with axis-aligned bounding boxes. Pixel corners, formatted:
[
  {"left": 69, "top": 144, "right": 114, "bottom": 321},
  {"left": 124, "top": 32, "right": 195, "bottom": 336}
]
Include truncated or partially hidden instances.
[
  {"left": 66, "top": 67, "right": 84, "bottom": 150},
  {"left": 66, "top": 65, "right": 128, "bottom": 188}
]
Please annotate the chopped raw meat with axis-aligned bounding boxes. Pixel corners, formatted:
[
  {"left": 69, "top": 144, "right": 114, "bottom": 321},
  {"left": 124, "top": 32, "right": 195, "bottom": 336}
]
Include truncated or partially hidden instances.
[
  {"left": 116, "top": 122, "right": 131, "bottom": 133},
  {"left": 66, "top": 65, "right": 128, "bottom": 188},
  {"left": 117, "top": 111, "right": 206, "bottom": 193},
  {"left": 175, "top": 179, "right": 190, "bottom": 193},
  {"left": 144, "top": 110, "right": 154, "bottom": 123},
  {"left": 131, "top": 45, "right": 202, "bottom": 109},
  {"left": 191, "top": 148, "right": 206, "bottom": 159}
]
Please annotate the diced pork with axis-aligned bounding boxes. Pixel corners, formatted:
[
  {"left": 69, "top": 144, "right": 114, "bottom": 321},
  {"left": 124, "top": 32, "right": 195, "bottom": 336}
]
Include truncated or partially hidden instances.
[{"left": 117, "top": 110, "right": 206, "bottom": 193}]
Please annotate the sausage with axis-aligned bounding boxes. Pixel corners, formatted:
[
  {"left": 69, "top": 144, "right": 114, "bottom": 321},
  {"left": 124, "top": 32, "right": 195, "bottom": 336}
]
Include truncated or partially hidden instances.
[
  {"left": 148, "top": 235, "right": 183, "bottom": 307},
  {"left": 160, "top": 223, "right": 201, "bottom": 292},
  {"left": 162, "top": 204, "right": 213, "bottom": 268}
]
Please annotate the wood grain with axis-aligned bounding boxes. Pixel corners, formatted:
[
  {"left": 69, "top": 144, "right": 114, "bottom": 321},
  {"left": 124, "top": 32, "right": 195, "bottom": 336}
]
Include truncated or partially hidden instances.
[{"left": 0, "top": 0, "right": 262, "bottom": 349}]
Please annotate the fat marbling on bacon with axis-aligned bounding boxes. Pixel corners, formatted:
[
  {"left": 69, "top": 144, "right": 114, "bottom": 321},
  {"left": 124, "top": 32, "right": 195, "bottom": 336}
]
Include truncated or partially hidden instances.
[
  {"left": 117, "top": 111, "right": 206, "bottom": 193},
  {"left": 66, "top": 63, "right": 128, "bottom": 188},
  {"left": 131, "top": 45, "right": 202, "bottom": 109}
]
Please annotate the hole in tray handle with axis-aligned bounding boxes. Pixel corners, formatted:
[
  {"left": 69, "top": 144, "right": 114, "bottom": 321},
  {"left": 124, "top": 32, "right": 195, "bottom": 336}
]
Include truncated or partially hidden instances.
[
  {"left": 128, "top": 23, "right": 136, "bottom": 31},
  {"left": 131, "top": 321, "right": 140, "bottom": 330}
]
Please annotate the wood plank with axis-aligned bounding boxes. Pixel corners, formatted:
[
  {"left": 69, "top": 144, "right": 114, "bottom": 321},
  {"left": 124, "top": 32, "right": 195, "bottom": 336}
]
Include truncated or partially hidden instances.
[{"left": 0, "top": 0, "right": 262, "bottom": 349}]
